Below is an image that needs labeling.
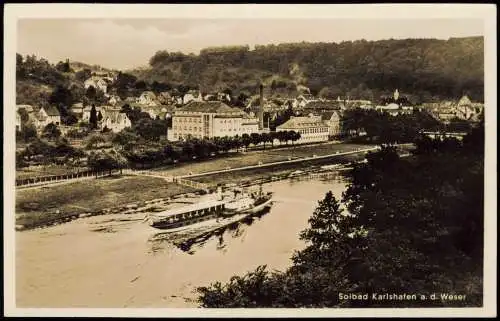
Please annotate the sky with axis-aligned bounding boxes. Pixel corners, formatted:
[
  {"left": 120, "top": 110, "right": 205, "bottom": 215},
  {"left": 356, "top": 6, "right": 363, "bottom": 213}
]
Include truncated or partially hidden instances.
[{"left": 17, "top": 18, "right": 484, "bottom": 70}]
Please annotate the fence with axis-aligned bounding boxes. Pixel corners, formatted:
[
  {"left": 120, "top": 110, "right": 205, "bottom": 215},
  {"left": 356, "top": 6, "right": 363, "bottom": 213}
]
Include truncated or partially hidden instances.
[
  {"left": 16, "top": 169, "right": 122, "bottom": 188},
  {"left": 173, "top": 177, "right": 211, "bottom": 191}
]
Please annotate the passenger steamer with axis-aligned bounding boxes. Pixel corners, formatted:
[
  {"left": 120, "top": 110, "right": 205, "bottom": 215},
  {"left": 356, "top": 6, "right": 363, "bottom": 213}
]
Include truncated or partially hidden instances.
[{"left": 146, "top": 185, "right": 273, "bottom": 232}]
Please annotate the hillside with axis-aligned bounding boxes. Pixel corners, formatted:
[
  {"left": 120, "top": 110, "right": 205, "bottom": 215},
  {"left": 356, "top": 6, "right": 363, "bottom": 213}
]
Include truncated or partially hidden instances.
[
  {"left": 16, "top": 54, "right": 113, "bottom": 124},
  {"left": 69, "top": 61, "right": 114, "bottom": 73},
  {"left": 131, "top": 37, "right": 484, "bottom": 103}
]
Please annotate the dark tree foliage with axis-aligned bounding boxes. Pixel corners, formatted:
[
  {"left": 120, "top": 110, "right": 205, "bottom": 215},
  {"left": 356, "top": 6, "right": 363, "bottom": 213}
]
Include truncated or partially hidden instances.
[
  {"left": 16, "top": 124, "right": 38, "bottom": 143},
  {"left": 55, "top": 59, "right": 72, "bottom": 73},
  {"left": 134, "top": 37, "right": 484, "bottom": 101},
  {"left": 87, "top": 150, "right": 127, "bottom": 174},
  {"left": 41, "top": 123, "right": 61, "bottom": 140},
  {"left": 48, "top": 85, "right": 77, "bottom": 125},
  {"left": 120, "top": 104, "right": 151, "bottom": 124},
  {"left": 89, "top": 105, "right": 98, "bottom": 129},
  {"left": 341, "top": 109, "right": 444, "bottom": 143},
  {"left": 20, "top": 137, "right": 85, "bottom": 165},
  {"left": 132, "top": 118, "right": 169, "bottom": 142},
  {"left": 195, "top": 122, "right": 484, "bottom": 308},
  {"left": 115, "top": 130, "right": 300, "bottom": 168},
  {"left": 75, "top": 68, "right": 92, "bottom": 82}
]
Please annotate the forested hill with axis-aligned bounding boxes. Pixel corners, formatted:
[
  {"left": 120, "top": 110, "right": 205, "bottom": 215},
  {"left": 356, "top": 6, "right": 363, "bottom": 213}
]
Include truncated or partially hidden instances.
[{"left": 131, "top": 36, "right": 484, "bottom": 103}]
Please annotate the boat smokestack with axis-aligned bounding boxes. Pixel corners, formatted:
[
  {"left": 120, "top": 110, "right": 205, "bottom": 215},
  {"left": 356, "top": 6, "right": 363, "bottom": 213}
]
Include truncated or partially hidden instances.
[
  {"left": 259, "top": 83, "right": 264, "bottom": 130},
  {"left": 217, "top": 185, "right": 223, "bottom": 200}
]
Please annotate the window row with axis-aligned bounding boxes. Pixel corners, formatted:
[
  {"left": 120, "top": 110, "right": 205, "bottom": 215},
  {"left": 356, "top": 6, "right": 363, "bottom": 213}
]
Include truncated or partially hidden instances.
[
  {"left": 299, "top": 128, "right": 329, "bottom": 134},
  {"left": 175, "top": 118, "right": 202, "bottom": 123}
]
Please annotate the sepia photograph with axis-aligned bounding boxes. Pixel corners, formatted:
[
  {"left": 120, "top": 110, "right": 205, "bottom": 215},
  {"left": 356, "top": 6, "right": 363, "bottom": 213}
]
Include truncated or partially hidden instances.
[{"left": 3, "top": 3, "right": 497, "bottom": 318}]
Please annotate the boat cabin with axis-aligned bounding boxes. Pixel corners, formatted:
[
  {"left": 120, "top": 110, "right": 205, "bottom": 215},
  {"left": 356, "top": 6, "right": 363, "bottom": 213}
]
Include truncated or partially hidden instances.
[{"left": 151, "top": 200, "right": 226, "bottom": 229}]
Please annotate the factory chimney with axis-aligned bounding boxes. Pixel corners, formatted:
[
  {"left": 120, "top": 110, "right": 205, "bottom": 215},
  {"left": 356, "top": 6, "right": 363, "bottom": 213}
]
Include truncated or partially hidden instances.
[{"left": 258, "top": 83, "right": 264, "bottom": 130}]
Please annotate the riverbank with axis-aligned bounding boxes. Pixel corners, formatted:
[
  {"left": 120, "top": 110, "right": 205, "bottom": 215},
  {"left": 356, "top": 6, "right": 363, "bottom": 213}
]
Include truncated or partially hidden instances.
[
  {"left": 14, "top": 142, "right": 376, "bottom": 230},
  {"left": 15, "top": 176, "right": 197, "bottom": 230},
  {"left": 16, "top": 178, "right": 349, "bottom": 308},
  {"left": 15, "top": 148, "right": 368, "bottom": 230},
  {"left": 192, "top": 152, "right": 363, "bottom": 186},
  {"left": 149, "top": 142, "right": 375, "bottom": 177}
]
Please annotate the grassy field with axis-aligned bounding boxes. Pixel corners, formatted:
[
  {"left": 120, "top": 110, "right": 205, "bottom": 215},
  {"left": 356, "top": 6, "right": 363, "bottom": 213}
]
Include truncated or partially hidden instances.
[
  {"left": 15, "top": 175, "right": 196, "bottom": 227},
  {"left": 191, "top": 153, "right": 364, "bottom": 186},
  {"left": 151, "top": 142, "right": 376, "bottom": 177}
]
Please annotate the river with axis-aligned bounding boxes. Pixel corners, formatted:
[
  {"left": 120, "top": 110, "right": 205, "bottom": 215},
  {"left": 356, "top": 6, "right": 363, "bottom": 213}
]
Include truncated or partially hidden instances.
[{"left": 15, "top": 174, "right": 348, "bottom": 308}]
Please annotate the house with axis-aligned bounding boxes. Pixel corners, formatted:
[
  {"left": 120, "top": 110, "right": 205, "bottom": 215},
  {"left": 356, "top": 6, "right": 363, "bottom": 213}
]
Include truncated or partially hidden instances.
[
  {"left": 108, "top": 95, "right": 122, "bottom": 106},
  {"left": 123, "top": 97, "right": 136, "bottom": 104},
  {"left": 84, "top": 76, "right": 108, "bottom": 93},
  {"left": 144, "top": 105, "right": 172, "bottom": 119},
  {"left": 320, "top": 111, "right": 342, "bottom": 137},
  {"left": 157, "top": 92, "right": 173, "bottom": 105},
  {"left": 303, "top": 101, "right": 342, "bottom": 114},
  {"left": 37, "top": 106, "right": 61, "bottom": 127},
  {"left": 16, "top": 104, "right": 35, "bottom": 114},
  {"left": 294, "top": 94, "right": 318, "bottom": 109},
  {"left": 276, "top": 115, "right": 329, "bottom": 144},
  {"left": 16, "top": 110, "right": 22, "bottom": 132},
  {"left": 455, "top": 95, "right": 483, "bottom": 121},
  {"left": 138, "top": 91, "right": 158, "bottom": 106},
  {"left": 156, "top": 105, "right": 176, "bottom": 120},
  {"left": 217, "top": 92, "right": 231, "bottom": 102},
  {"left": 183, "top": 90, "right": 203, "bottom": 104},
  {"left": 101, "top": 111, "right": 132, "bottom": 133},
  {"left": 171, "top": 101, "right": 259, "bottom": 141},
  {"left": 71, "top": 103, "right": 84, "bottom": 116}
]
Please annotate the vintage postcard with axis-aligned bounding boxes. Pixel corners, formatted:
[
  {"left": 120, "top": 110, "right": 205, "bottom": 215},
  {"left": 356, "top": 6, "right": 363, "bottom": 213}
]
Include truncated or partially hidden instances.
[{"left": 3, "top": 3, "right": 497, "bottom": 318}]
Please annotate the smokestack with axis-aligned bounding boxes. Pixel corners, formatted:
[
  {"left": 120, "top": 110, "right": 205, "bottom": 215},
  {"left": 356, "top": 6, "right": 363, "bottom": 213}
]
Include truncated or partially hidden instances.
[{"left": 259, "top": 83, "right": 264, "bottom": 130}]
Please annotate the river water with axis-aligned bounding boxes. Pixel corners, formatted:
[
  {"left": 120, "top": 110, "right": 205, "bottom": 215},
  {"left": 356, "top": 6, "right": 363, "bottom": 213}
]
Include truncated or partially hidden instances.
[{"left": 15, "top": 174, "right": 347, "bottom": 308}]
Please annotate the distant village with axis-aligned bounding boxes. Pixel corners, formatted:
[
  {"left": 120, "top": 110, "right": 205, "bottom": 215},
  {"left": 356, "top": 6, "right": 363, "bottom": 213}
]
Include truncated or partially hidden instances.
[{"left": 15, "top": 70, "right": 485, "bottom": 147}]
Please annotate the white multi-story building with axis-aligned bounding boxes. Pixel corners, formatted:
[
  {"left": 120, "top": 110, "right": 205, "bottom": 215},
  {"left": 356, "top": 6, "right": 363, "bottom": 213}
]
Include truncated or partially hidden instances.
[
  {"left": 170, "top": 101, "right": 259, "bottom": 141},
  {"left": 276, "top": 115, "right": 329, "bottom": 144}
]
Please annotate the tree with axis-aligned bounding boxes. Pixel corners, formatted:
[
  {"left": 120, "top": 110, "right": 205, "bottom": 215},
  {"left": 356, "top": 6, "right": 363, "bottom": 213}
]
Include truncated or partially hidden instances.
[
  {"left": 112, "top": 128, "right": 140, "bottom": 151},
  {"left": 41, "top": 123, "right": 61, "bottom": 140},
  {"left": 85, "top": 134, "right": 106, "bottom": 150},
  {"left": 75, "top": 68, "right": 92, "bottom": 82},
  {"left": 250, "top": 133, "right": 262, "bottom": 148},
  {"left": 87, "top": 149, "right": 128, "bottom": 175},
  {"left": 86, "top": 86, "right": 97, "bottom": 101},
  {"left": 290, "top": 131, "right": 301, "bottom": 145},
  {"left": 55, "top": 59, "right": 72, "bottom": 73},
  {"left": 89, "top": 105, "right": 98, "bottom": 129},
  {"left": 18, "top": 123, "right": 38, "bottom": 143},
  {"left": 132, "top": 118, "right": 168, "bottom": 142},
  {"left": 22, "top": 138, "right": 54, "bottom": 161},
  {"left": 299, "top": 191, "right": 347, "bottom": 251},
  {"left": 241, "top": 133, "right": 252, "bottom": 151}
]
